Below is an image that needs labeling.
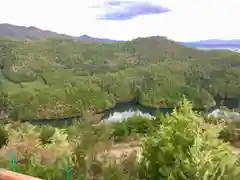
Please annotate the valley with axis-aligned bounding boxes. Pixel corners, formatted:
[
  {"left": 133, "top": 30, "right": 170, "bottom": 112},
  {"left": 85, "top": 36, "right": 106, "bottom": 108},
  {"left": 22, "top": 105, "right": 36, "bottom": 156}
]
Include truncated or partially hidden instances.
[
  {"left": 0, "top": 33, "right": 240, "bottom": 121},
  {"left": 0, "top": 23, "right": 239, "bottom": 180}
]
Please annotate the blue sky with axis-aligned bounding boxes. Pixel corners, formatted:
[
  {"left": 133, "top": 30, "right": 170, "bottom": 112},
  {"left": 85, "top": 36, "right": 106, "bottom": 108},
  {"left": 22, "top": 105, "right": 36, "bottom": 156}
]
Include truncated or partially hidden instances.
[{"left": 0, "top": 0, "right": 239, "bottom": 41}]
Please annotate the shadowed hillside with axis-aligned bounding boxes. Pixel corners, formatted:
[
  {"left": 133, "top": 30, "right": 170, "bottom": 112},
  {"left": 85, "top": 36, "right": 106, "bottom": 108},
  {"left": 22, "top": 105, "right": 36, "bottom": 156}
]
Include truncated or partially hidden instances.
[{"left": 0, "top": 33, "right": 239, "bottom": 120}]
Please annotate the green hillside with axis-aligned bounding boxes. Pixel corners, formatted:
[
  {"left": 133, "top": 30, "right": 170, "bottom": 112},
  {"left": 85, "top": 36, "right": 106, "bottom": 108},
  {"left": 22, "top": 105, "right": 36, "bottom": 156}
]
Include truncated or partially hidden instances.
[{"left": 0, "top": 36, "right": 239, "bottom": 120}]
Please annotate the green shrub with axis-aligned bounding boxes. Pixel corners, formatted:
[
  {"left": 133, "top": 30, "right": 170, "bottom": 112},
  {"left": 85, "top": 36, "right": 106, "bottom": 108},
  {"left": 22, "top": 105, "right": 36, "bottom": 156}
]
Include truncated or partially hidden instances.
[
  {"left": 39, "top": 125, "right": 56, "bottom": 144},
  {"left": 203, "top": 114, "right": 221, "bottom": 125},
  {"left": 111, "top": 121, "right": 129, "bottom": 142},
  {"left": 219, "top": 121, "right": 240, "bottom": 143},
  {"left": 126, "top": 115, "right": 154, "bottom": 135}
]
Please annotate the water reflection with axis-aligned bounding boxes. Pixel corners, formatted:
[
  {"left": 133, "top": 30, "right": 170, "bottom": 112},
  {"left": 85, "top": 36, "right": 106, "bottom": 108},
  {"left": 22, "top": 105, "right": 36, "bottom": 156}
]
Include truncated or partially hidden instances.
[
  {"left": 21, "top": 116, "right": 81, "bottom": 127},
  {"left": 99, "top": 100, "right": 173, "bottom": 122},
  {"left": 20, "top": 98, "right": 239, "bottom": 126},
  {"left": 103, "top": 109, "right": 155, "bottom": 122}
]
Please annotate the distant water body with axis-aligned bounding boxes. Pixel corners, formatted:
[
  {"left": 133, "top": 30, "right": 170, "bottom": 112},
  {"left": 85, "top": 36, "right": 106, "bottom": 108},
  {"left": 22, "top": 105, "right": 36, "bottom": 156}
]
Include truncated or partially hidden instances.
[{"left": 198, "top": 47, "right": 240, "bottom": 53}]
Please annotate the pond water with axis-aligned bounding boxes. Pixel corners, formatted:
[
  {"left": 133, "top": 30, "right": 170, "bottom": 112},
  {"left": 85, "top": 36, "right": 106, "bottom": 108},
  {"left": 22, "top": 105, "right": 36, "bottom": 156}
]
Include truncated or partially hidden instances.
[
  {"left": 214, "top": 95, "right": 240, "bottom": 109},
  {"left": 21, "top": 98, "right": 240, "bottom": 126},
  {"left": 21, "top": 116, "right": 81, "bottom": 126},
  {"left": 21, "top": 100, "right": 175, "bottom": 126},
  {"left": 98, "top": 100, "right": 173, "bottom": 122}
]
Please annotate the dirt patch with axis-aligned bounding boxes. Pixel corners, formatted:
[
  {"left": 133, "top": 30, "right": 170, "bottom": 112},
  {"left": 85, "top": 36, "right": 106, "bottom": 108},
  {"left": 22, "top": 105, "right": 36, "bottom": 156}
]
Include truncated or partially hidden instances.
[
  {"left": 97, "top": 141, "right": 142, "bottom": 162},
  {"left": 109, "top": 143, "right": 141, "bottom": 159}
]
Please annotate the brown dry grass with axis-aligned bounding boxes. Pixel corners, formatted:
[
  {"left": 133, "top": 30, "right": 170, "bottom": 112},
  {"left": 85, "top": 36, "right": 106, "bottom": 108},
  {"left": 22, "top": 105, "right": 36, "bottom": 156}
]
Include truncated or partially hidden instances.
[{"left": 96, "top": 141, "right": 142, "bottom": 164}]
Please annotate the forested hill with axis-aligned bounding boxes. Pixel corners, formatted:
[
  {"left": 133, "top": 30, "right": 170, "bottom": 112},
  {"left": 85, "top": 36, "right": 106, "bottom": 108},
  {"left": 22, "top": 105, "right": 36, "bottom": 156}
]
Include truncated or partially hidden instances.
[{"left": 0, "top": 35, "right": 239, "bottom": 120}]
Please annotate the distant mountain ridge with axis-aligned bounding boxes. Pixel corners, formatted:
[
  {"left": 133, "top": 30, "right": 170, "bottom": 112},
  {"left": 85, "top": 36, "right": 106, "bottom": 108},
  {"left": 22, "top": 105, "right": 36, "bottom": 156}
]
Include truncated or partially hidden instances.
[
  {"left": 0, "top": 23, "right": 240, "bottom": 50},
  {"left": 180, "top": 39, "right": 240, "bottom": 48},
  {"left": 79, "top": 35, "right": 240, "bottom": 48},
  {"left": 0, "top": 23, "right": 71, "bottom": 40},
  {"left": 79, "top": 34, "right": 125, "bottom": 42}
]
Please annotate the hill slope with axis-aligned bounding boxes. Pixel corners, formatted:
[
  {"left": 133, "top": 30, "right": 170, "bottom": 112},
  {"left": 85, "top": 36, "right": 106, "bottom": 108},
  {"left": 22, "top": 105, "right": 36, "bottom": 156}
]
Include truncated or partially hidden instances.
[
  {"left": 0, "top": 23, "right": 71, "bottom": 40},
  {"left": 0, "top": 36, "right": 239, "bottom": 120},
  {"left": 78, "top": 34, "right": 240, "bottom": 53}
]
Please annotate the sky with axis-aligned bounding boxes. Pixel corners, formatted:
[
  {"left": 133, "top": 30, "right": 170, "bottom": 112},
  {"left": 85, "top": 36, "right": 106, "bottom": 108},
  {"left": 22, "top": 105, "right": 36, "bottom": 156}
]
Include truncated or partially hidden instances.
[{"left": 0, "top": 0, "right": 239, "bottom": 41}]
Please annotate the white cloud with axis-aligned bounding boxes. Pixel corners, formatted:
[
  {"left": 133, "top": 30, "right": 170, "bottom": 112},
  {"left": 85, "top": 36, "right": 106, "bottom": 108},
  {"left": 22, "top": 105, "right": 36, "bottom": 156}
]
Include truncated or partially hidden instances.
[{"left": 0, "top": 0, "right": 239, "bottom": 41}]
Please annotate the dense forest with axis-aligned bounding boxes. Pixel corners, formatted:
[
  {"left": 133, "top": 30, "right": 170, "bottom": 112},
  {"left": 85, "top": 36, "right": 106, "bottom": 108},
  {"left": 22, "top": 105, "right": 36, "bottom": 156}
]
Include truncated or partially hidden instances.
[{"left": 0, "top": 36, "right": 239, "bottom": 120}]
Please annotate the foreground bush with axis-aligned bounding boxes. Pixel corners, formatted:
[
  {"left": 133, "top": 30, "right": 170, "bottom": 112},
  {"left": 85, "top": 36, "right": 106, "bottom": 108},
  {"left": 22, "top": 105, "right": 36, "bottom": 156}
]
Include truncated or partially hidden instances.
[
  {"left": 139, "top": 99, "right": 240, "bottom": 180},
  {"left": 0, "top": 100, "right": 239, "bottom": 179}
]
